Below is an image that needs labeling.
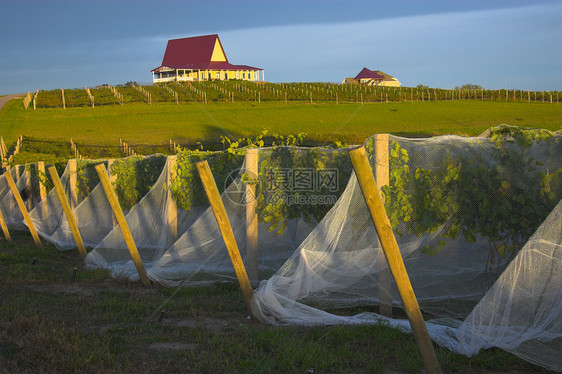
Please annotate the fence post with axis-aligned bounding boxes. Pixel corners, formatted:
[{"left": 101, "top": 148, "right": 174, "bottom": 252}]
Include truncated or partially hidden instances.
[
  {"left": 375, "top": 134, "right": 393, "bottom": 317},
  {"left": 4, "top": 171, "right": 42, "bottom": 249},
  {"left": 48, "top": 166, "right": 87, "bottom": 258},
  {"left": 166, "top": 156, "right": 178, "bottom": 242},
  {"left": 245, "top": 149, "right": 259, "bottom": 282},
  {"left": 94, "top": 163, "right": 150, "bottom": 286},
  {"left": 349, "top": 146, "right": 441, "bottom": 374},
  {"left": 196, "top": 160, "right": 254, "bottom": 317}
]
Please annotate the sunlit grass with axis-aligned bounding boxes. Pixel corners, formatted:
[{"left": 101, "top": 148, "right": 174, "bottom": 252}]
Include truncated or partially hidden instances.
[{"left": 2, "top": 99, "right": 560, "bottom": 147}]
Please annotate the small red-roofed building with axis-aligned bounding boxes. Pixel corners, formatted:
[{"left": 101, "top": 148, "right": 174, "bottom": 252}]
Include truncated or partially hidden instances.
[
  {"left": 152, "top": 34, "right": 263, "bottom": 83},
  {"left": 342, "top": 67, "right": 401, "bottom": 87}
]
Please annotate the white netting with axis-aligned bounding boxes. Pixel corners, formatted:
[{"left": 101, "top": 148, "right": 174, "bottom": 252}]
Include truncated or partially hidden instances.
[
  {"left": 147, "top": 146, "right": 353, "bottom": 286},
  {"left": 29, "top": 165, "right": 73, "bottom": 247},
  {"left": 3, "top": 126, "right": 560, "bottom": 370},
  {"left": 29, "top": 155, "right": 167, "bottom": 250},
  {"left": 85, "top": 156, "right": 206, "bottom": 276},
  {"left": 250, "top": 128, "right": 561, "bottom": 371},
  {"left": 86, "top": 146, "right": 353, "bottom": 286},
  {"left": 450, "top": 199, "right": 561, "bottom": 370},
  {"left": 0, "top": 166, "right": 36, "bottom": 230},
  {"left": 31, "top": 163, "right": 114, "bottom": 249}
]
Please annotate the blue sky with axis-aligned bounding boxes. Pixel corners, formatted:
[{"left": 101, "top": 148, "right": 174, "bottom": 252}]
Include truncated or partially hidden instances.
[{"left": 0, "top": 0, "right": 560, "bottom": 94}]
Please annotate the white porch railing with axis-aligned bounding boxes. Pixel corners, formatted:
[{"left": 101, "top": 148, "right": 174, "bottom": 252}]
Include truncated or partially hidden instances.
[{"left": 153, "top": 76, "right": 195, "bottom": 83}]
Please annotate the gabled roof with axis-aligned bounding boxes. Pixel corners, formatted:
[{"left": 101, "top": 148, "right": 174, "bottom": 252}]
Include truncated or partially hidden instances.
[
  {"left": 152, "top": 34, "right": 262, "bottom": 72},
  {"left": 354, "top": 67, "right": 385, "bottom": 80},
  {"left": 373, "top": 70, "right": 398, "bottom": 81},
  {"left": 162, "top": 34, "right": 227, "bottom": 66}
]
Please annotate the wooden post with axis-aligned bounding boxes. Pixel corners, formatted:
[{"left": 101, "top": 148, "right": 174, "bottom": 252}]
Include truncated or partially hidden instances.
[
  {"left": 107, "top": 159, "right": 118, "bottom": 227},
  {"left": 94, "top": 163, "right": 150, "bottom": 286},
  {"left": 375, "top": 135, "right": 393, "bottom": 317},
  {"left": 24, "top": 166, "right": 33, "bottom": 211},
  {"left": 1, "top": 137, "right": 7, "bottom": 158},
  {"left": 196, "top": 160, "right": 254, "bottom": 316},
  {"left": 166, "top": 156, "right": 178, "bottom": 242},
  {"left": 67, "top": 159, "right": 78, "bottom": 209},
  {"left": 61, "top": 88, "right": 65, "bottom": 109},
  {"left": 48, "top": 166, "right": 87, "bottom": 258},
  {"left": 245, "top": 149, "right": 259, "bottom": 282},
  {"left": 37, "top": 162, "right": 47, "bottom": 200},
  {"left": 0, "top": 207, "right": 11, "bottom": 243},
  {"left": 37, "top": 161, "right": 48, "bottom": 221},
  {"left": 348, "top": 146, "right": 441, "bottom": 374},
  {"left": 0, "top": 137, "right": 4, "bottom": 162},
  {"left": 4, "top": 171, "right": 42, "bottom": 249}
]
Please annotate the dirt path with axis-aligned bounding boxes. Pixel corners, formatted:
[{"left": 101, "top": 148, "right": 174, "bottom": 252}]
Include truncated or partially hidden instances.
[{"left": 0, "top": 93, "right": 24, "bottom": 112}]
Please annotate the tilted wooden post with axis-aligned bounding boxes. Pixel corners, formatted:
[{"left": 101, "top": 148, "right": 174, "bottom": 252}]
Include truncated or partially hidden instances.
[
  {"left": 94, "top": 163, "right": 150, "bottom": 286},
  {"left": 375, "top": 134, "right": 393, "bottom": 317},
  {"left": 349, "top": 146, "right": 441, "bottom": 374},
  {"left": 48, "top": 166, "right": 87, "bottom": 259},
  {"left": 0, "top": 206, "right": 11, "bottom": 243},
  {"left": 196, "top": 160, "right": 254, "bottom": 317},
  {"left": 245, "top": 149, "right": 259, "bottom": 282},
  {"left": 166, "top": 156, "right": 178, "bottom": 242},
  {"left": 4, "top": 171, "right": 43, "bottom": 249}
]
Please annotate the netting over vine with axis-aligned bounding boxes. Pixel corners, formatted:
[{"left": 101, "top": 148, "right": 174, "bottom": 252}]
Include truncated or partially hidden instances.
[
  {"left": 249, "top": 127, "right": 561, "bottom": 371},
  {"left": 85, "top": 145, "right": 353, "bottom": 285},
  {"left": 1, "top": 126, "right": 560, "bottom": 371}
]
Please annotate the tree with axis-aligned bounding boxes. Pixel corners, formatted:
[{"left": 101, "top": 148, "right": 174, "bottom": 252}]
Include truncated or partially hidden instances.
[{"left": 455, "top": 83, "right": 483, "bottom": 90}]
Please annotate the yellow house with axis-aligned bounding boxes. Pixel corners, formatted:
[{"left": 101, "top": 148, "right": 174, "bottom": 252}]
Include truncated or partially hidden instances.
[
  {"left": 152, "top": 34, "right": 263, "bottom": 83},
  {"left": 342, "top": 67, "right": 401, "bottom": 87}
]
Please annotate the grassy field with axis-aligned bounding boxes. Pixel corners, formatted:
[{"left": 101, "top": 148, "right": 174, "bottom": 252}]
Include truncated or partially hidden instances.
[
  {"left": 1, "top": 99, "right": 561, "bottom": 149},
  {"left": 0, "top": 231, "right": 553, "bottom": 373}
]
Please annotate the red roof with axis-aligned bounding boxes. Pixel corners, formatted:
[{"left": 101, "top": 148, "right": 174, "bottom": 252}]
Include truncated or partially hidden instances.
[
  {"left": 152, "top": 34, "right": 262, "bottom": 72},
  {"left": 163, "top": 34, "right": 227, "bottom": 66},
  {"left": 354, "top": 67, "right": 384, "bottom": 80}
]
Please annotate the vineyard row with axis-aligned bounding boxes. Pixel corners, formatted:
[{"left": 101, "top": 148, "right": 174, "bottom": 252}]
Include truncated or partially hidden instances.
[{"left": 24, "top": 82, "right": 562, "bottom": 109}]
